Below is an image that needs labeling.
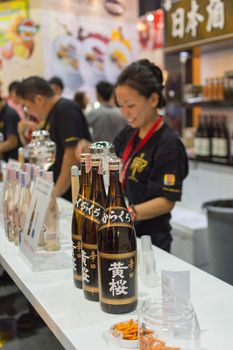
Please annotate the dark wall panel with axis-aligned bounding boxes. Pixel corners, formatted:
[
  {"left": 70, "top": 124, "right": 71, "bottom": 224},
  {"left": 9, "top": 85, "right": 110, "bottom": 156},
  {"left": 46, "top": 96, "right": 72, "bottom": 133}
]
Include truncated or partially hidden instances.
[{"left": 139, "top": 0, "right": 161, "bottom": 16}]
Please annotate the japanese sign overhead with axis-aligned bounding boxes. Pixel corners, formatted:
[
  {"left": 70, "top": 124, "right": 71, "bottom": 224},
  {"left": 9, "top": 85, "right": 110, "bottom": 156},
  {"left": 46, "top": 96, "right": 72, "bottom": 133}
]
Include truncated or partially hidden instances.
[{"left": 164, "top": 0, "right": 233, "bottom": 50}]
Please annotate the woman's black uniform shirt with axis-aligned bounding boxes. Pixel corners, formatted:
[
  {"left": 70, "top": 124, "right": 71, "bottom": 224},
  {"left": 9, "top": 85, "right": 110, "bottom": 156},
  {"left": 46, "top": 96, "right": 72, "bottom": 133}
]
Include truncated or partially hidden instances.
[
  {"left": 44, "top": 98, "right": 91, "bottom": 201},
  {"left": 114, "top": 123, "right": 188, "bottom": 250}
]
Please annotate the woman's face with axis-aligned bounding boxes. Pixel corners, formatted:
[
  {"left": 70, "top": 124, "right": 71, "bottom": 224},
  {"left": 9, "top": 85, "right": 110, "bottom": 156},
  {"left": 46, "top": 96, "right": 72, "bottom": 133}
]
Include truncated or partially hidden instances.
[{"left": 115, "top": 85, "right": 158, "bottom": 130}]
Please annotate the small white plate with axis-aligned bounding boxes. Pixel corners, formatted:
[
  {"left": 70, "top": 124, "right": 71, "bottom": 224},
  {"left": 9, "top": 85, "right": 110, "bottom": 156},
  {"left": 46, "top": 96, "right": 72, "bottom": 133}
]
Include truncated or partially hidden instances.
[
  {"left": 111, "top": 319, "right": 139, "bottom": 349},
  {"left": 121, "top": 338, "right": 139, "bottom": 349}
]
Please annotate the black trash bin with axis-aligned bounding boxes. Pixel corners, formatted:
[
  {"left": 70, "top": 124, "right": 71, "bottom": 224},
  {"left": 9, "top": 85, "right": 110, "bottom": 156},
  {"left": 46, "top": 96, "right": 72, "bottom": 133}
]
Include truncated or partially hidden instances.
[{"left": 203, "top": 199, "right": 233, "bottom": 285}]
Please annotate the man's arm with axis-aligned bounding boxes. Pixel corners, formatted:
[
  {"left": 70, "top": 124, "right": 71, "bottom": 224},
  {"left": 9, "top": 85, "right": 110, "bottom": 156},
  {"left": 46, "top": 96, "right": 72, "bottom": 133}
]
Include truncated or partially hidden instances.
[
  {"left": 53, "top": 146, "right": 77, "bottom": 197},
  {"left": 0, "top": 134, "right": 18, "bottom": 153}
]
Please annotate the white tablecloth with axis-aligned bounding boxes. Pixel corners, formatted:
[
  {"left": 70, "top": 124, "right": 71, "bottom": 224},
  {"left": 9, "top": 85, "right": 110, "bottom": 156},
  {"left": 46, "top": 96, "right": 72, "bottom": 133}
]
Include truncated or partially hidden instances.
[{"left": 0, "top": 198, "right": 233, "bottom": 350}]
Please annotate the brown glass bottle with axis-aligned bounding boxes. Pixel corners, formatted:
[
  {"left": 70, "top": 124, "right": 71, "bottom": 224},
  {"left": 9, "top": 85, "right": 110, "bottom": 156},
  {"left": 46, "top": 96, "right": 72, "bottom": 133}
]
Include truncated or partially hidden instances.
[
  {"left": 72, "top": 153, "right": 91, "bottom": 289},
  {"left": 98, "top": 157, "right": 138, "bottom": 314},
  {"left": 82, "top": 155, "right": 106, "bottom": 301}
]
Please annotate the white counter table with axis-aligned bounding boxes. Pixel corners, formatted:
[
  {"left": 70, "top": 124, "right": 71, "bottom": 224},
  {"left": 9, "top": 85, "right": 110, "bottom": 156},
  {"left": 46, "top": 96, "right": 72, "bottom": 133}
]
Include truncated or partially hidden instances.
[{"left": 0, "top": 198, "right": 233, "bottom": 350}]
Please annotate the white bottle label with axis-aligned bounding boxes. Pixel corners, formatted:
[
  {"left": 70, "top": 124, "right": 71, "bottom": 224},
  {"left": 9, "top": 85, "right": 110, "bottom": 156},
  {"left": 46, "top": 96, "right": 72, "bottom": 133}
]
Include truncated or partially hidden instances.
[
  {"left": 194, "top": 137, "right": 202, "bottom": 156},
  {"left": 218, "top": 139, "right": 228, "bottom": 157},
  {"left": 212, "top": 137, "right": 219, "bottom": 157},
  {"left": 201, "top": 138, "right": 210, "bottom": 156}
]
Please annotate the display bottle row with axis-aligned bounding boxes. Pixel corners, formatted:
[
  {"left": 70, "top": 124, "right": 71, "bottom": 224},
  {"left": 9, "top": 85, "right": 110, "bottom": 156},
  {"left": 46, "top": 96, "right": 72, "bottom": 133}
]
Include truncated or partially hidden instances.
[
  {"left": 3, "top": 162, "right": 60, "bottom": 251},
  {"left": 202, "top": 77, "right": 224, "bottom": 101},
  {"left": 184, "top": 70, "right": 233, "bottom": 103},
  {"left": 71, "top": 153, "right": 137, "bottom": 315},
  {"left": 193, "top": 115, "right": 232, "bottom": 162}
]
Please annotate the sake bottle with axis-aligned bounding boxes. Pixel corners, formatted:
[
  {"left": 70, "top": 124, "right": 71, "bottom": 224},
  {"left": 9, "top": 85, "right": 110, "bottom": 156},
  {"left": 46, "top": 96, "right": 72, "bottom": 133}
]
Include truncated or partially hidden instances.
[
  {"left": 72, "top": 153, "right": 91, "bottom": 289},
  {"left": 82, "top": 155, "right": 106, "bottom": 301},
  {"left": 98, "top": 157, "right": 138, "bottom": 314}
]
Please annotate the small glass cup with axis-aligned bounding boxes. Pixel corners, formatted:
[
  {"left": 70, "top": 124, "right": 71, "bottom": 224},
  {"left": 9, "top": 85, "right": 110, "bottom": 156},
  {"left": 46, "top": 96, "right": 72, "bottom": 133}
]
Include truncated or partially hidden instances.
[
  {"left": 102, "top": 329, "right": 122, "bottom": 349},
  {"left": 140, "top": 235, "right": 159, "bottom": 287},
  {"left": 138, "top": 298, "right": 201, "bottom": 350}
]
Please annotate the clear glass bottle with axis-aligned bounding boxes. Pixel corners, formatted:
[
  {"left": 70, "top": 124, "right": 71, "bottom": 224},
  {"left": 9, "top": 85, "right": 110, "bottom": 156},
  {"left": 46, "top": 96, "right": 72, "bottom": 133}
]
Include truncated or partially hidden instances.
[
  {"left": 72, "top": 153, "right": 91, "bottom": 289},
  {"left": 43, "top": 171, "right": 60, "bottom": 251},
  {"left": 18, "top": 147, "right": 25, "bottom": 169},
  {"left": 6, "top": 168, "right": 16, "bottom": 241},
  {"left": 98, "top": 157, "right": 138, "bottom": 314},
  {"left": 37, "top": 168, "right": 47, "bottom": 246},
  {"left": 3, "top": 165, "right": 11, "bottom": 236},
  {"left": 11, "top": 170, "right": 21, "bottom": 245},
  {"left": 14, "top": 170, "right": 23, "bottom": 246},
  {"left": 82, "top": 155, "right": 106, "bottom": 302},
  {"left": 18, "top": 172, "right": 31, "bottom": 244}
]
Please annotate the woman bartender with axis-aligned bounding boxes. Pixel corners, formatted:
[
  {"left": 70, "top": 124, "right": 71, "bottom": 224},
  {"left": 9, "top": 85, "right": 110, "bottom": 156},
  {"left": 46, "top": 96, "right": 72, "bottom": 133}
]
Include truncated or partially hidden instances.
[
  {"left": 114, "top": 59, "right": 188, "bottom": 252},
  {"left": 76, "top": 59, "right": 188, "bottom": 252}
]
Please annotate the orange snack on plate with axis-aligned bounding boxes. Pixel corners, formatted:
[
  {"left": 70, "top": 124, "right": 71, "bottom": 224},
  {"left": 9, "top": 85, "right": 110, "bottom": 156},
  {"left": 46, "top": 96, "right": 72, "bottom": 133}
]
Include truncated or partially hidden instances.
[{"left": 113, "top": 319, "right": 138, "bottom": 340}]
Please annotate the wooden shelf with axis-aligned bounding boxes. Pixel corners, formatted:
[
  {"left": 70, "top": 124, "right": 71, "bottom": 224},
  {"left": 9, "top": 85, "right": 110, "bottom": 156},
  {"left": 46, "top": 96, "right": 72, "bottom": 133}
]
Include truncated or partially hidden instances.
[
  {"left": 189, "top": 156, "right": 233, "bottom": 167},
  {"left": 182, "top": 100, "right": 233, "bottom": 108}
]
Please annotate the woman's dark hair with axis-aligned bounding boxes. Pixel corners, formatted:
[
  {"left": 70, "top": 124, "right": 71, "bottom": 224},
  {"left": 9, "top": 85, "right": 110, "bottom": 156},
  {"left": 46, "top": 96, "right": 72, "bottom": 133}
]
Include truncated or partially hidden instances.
[
  {"left": 16, "top": 76, "right": 55, "bottom": 101},
  {"left": 115, "top": 59, "right": 166, "bottom": 109}
]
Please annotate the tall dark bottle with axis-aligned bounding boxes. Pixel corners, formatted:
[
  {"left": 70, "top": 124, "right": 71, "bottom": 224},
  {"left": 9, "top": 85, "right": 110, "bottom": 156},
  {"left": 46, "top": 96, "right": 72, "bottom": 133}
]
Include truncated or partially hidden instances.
[
  {"left": 194, "top": 116, "right": 203, "bottom": 157},
  {"left": 218, "top": 115, "right": 229, "bottom": 161},
  {"left": 82, "top": 155, "right": 106, "bottom": 301},
  {"left": 98, "top": 157, "right": 138, "bottom": 314},
  {"left": 211, "top": 120, "right": 221, "bottom": 159},
  {"left": 201, "top": 115, "right": 210, "bottom": 158},
  {"left": 72, "top": 153, "right": 91, "bottom": 289}
]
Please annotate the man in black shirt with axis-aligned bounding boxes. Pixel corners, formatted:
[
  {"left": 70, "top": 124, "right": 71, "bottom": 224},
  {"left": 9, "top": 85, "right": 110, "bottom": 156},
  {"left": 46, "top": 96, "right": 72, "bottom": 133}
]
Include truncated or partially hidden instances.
[
  {"left": 0, "top": 98, "right": 20, "bottom": 161},
  {"left": 17, "top": 77, "right": 91, "bottom": 201}
]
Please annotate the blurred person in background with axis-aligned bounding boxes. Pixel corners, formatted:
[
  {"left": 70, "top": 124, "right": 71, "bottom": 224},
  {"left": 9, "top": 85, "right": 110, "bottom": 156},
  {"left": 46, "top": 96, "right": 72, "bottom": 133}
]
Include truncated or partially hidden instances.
[
  {"left": 17, "top": 76, "right": 91, "bottom": 201},
  {"left": 73, "top": 91, "right": 89, "bottom": 112},
  {"left": 7, "top": 81, "right": 25, "bottom": 119},
  {"left": 48, "top": 76, "right": 64, "bottom": 97},
  {"left": 86, "top": 80, "right": 126, "bottom": 142},
  {"left": 0, "top": 92, "right": 21, "bottom": 161}
]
